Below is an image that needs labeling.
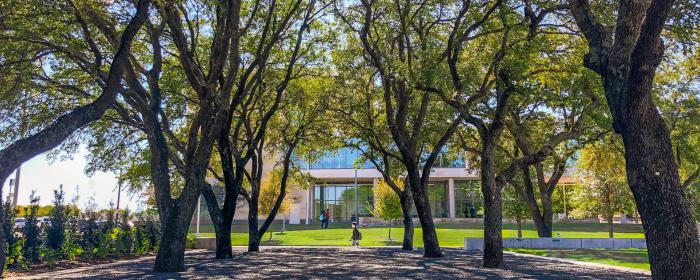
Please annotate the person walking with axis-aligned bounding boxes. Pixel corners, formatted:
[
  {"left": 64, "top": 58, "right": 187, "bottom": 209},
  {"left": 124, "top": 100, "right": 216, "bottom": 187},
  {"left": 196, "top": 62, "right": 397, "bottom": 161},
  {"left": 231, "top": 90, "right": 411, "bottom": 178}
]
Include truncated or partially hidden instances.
[
  {"left": 351, "top": 222, "right": 362, "bottom": 247},
  {"left": 323, "top": 208, "right": 331, "bottom": 229},
  {"left": 319, "top": 209, "right": 326, "bottom": 229}
]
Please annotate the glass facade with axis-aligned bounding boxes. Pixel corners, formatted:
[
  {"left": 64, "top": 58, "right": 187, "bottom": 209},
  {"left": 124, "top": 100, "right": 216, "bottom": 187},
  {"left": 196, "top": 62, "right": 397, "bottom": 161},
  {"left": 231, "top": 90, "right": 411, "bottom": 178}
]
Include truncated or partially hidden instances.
[
  {"left": 314, "top": 184, "right": 374, "bottom": 221},
  {"left": 304, "top": 148, "right": 373, "bottom": 169},
  {"left": 299, "top": 147, "right": 465, "bottom": 169},
  {"left": 411, "top": 183, "right": 449, "bottom": 218},
  {"left": 455, "top": 180, "right": 482, "bottom": 218}
]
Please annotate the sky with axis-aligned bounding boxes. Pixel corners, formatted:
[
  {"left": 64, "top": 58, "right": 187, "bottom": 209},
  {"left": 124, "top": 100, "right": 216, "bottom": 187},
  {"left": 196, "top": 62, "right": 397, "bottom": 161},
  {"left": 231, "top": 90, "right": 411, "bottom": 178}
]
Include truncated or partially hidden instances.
[{"left": 2, "top": 146, "right": 144, "bottom": 211}]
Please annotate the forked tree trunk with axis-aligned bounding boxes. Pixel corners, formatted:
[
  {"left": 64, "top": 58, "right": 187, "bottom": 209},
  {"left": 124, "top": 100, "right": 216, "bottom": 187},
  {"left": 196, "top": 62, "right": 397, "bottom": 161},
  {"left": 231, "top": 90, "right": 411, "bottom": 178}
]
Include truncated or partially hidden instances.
[
  {"left": 400, "top": 193, "right": 414, "bottom": 250},
  {"left": 521, "top": 167, "right": 553, "bottom": 238}
]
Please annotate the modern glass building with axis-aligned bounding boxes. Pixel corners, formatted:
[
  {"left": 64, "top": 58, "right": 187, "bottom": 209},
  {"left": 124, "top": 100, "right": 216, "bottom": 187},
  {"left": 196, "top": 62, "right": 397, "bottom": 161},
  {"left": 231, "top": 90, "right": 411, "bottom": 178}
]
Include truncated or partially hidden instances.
[
  {"left": 296, "top": 147, "right": 482, "bottom": 223},
  {"left": 195, "top": 148, "right": 572, "bottom": 228}
]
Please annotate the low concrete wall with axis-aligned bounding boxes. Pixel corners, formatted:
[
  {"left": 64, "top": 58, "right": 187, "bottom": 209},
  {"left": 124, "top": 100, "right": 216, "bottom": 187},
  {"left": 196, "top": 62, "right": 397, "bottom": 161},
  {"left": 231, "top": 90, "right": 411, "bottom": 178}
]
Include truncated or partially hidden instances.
[
  {"left": 464, "top": 238, "right": 649, "bottom": 251},
  {"left": 464, "top": 238, "right": 485, "bottom": 251},
  {"left": 195, "top": 237, "right": 217, "bottom": 250}
]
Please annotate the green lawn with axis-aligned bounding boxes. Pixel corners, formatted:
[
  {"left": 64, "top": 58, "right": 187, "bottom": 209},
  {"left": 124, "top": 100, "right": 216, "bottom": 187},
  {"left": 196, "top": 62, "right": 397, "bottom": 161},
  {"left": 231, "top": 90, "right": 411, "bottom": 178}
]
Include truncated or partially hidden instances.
[
  {"left": 192, "top": 223, "right": 645, "bottom": 248},
  {"left": 506, "top": 248, "right": 650, "bottom": 270}
]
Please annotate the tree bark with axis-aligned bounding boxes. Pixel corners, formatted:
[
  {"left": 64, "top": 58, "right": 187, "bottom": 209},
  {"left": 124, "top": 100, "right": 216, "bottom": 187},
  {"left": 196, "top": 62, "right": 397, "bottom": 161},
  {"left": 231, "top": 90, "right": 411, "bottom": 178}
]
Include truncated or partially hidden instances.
[
  {"left": 569, "top": 0, "right": 700, "bottom": 277},
  {"left": 407, "top": 176, "right": 442, "bottom": 258},
  {"left": 400, "top": 192, "right": 414, "bottom": 250},
  {"left": 248, "top": 193, "right": 261, "bottom": 252},
  {"left": 520, "top": 167, "right": 553, "bottom": 238},
  {"left": 201, "top": 186, "right": 233, "bottom": 259},
  {"left": 607, "top": 213, "right": 614, "bottom": 238},
  {"left": 620, "top": 113, "right": 700, "bottom": 278},
  {"left": 388, "top": 220, "right": 392, "bottom": 241},
  {"left": 517, "top": 218, "right": 523, "bottom": 238},
  {"left": 481, "top": 154, "right": 503, "bottom": 267},
  {"left": 153, "top": 205, "right": 195, "bottom": 272}
]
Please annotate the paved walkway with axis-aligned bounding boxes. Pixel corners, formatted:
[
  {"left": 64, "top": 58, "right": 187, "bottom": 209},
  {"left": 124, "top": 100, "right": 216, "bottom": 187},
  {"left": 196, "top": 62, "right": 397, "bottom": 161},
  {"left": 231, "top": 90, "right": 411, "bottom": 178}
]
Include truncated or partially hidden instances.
[{"left": 17, "top": 247, "right": 650, "bottom": 279}]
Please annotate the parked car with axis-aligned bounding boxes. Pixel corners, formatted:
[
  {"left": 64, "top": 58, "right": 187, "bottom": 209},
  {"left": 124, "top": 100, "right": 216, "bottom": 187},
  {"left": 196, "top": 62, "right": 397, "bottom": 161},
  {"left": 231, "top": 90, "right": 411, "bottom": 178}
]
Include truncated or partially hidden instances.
[
  {"left": 14, "top": 218, "right": 26, "bottom": 229},
  {"left": 37, "top": 217, "right": 52, "bottom": 227}
]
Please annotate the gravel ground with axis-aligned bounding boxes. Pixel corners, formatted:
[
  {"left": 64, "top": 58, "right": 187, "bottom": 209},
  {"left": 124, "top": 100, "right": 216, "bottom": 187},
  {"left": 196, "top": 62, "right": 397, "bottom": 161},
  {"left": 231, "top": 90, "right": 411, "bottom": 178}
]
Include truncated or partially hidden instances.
[{"left": 16, "top": 247, "right": 650, "bottom": 279}]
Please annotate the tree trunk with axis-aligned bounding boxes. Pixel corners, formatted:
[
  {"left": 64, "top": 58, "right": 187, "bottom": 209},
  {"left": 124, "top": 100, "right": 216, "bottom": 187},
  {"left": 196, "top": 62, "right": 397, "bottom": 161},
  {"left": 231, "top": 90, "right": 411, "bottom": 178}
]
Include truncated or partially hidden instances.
[
  {"left": 521, "top": 167, "right": 552, "bottom": 237},
  {"left": 153, "top": 212, "right": 191, "bottom": 272},
  {"left": 482, "top": 141, "right": 503, "bottom": 267},
  {"left": 540, "top": 194, "right": 554, "bottom": 238},
  {"left": 408, "top": 178, "right": 442, "bottom": 258},
  {"left": 569, "top": 0, "right": 700, "bottom": 276},
  {"left": 201, "top": 187, "right": 234, "bottom": 259},
  {"left": 607, "top": 213, "right": 614, "bottom": 238},
  {"left": 517, "top": 218, "right": 522, "bottom": 238},
  {"left": 388, "top": 219, "right": 392, "bottom": 241},
  {"left": 400, "top": 191, "right": 414, "bottom": 250},
  {"left": 248, "top": 198, "right": 260, "bottom": 252},
  {"left": 620, "top": 110, "right": 700, "bottom": 277},
  {"left": 215, "top": 223, "right": 233, "bottom": 258},
  {"left": 482, "top": 180, "right": 503, "bottom": 267}
]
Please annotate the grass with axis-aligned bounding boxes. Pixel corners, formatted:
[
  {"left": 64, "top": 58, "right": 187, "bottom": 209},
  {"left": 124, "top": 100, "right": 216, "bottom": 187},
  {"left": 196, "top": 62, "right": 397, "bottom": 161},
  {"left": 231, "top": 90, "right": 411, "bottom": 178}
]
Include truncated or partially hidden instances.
[
  {"left": 506, "top": 248, "right": 650, "bottom": 271},
  {"left": 191, "top": 222, "right": 645, "bottom": 248}
]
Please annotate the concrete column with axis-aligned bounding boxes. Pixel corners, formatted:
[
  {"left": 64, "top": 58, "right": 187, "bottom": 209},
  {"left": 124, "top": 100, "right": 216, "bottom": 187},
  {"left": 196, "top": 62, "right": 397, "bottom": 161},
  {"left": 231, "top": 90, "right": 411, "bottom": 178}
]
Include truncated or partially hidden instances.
[
  {"left": 372, "top": 178, "right": 378, "bottom": 210},
  {"left": 306, "top": 185, "right": 313, "bottom": 224},
  {"left": 448, "top": 178, "right": 456, "bottom": 219}
]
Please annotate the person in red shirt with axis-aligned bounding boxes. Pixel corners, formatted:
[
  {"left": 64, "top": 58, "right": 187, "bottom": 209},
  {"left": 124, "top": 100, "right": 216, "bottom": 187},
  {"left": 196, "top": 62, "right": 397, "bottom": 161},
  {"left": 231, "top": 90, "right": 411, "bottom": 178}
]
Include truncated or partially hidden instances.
[{"left": 322, "top": 208, "right": 331, "bottom": 229}]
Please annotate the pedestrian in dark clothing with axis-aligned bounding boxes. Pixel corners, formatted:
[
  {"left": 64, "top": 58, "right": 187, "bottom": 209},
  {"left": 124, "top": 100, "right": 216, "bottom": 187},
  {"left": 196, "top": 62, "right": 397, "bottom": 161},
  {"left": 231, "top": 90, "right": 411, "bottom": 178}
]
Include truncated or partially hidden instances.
[
  {"left": 351, "top": 222, "right": 362, "bottom": 247},
  {"left": 319, "top": 210, "right": 326, "bottom": 229}
]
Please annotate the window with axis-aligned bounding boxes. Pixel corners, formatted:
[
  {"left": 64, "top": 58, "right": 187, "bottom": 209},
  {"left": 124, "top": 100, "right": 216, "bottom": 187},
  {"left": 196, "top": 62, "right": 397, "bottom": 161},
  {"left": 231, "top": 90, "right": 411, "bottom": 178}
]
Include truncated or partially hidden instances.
[
  {"left": 410, "top": 183, "right": 448, "bottom": 218},
  {"left": 314, "top": 184, "right": 374, "bottom": 221},
  {"left": 455, "top": 181, "right": 482, "bottom": 218}
]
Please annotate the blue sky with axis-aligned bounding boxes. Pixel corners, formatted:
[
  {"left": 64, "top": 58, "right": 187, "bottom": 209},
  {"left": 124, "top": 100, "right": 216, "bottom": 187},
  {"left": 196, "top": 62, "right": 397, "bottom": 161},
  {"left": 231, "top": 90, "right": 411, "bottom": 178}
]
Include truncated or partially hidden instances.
[{"left": 2, "top": 147, "right": 143, "bottom": 211}]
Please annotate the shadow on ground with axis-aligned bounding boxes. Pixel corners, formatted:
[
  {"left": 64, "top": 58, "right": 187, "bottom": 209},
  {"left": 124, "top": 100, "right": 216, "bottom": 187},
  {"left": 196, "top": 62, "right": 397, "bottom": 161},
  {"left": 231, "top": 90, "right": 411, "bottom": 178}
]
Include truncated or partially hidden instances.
[{"left": 22, "top": 248, "right": 649, "bottom": 279}]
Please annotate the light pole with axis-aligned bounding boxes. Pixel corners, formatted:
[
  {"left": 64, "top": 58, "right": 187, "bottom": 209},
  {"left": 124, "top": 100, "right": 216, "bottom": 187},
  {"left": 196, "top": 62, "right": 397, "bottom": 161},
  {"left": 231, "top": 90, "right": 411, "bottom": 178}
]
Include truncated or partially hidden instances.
[
  {"left": 354, "top": 169, "right": 358, "bottom": 226},
  {"left": 196, "top": 194, "right": 201, "bottom": 236},
  {"left": 115, "top": 180, "right": 122, "bottom": 220}
]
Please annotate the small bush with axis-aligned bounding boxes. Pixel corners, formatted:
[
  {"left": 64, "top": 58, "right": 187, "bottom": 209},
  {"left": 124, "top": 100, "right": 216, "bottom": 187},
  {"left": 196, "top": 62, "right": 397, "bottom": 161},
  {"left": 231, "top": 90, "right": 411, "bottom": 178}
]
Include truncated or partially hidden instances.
[
  {"left": 22, "top": 192, "right": 42, "bottom": 264},
  {"left": 115, "top": 211, "right": 134, "bottom": 257},
  {"left": 3, "top": 189, "right": 161, "bottom": 272},
  {"left": 46, "top": 186, "right": 68, "bottom": 254},
  {"left": 2, "top": 198, "right": 21, "bottom": 270},
  {"left": 78, "top": 206, "right": 103, "bottom": 261},
  {"left": 186, "top": 233, "right": 196, "bottom": 249}
]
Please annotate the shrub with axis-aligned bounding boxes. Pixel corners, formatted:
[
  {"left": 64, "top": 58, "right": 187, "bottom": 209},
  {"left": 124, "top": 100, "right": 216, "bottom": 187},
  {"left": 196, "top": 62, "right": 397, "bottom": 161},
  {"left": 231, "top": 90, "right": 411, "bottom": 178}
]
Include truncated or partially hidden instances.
[
  {"left": 2, "top": 198, "right": 21, "bottom": 270},
  {"left": 186, "top": 233, "right": 196, "bottom": 249},
  {"left": 115, "top": 211, "right": 134, "bottom": 257},
  {"left": 46, "top": 186, "right": 68, "bottom": 254},
  {"left": 78, "top": 205, "right": 103, "bottom": 261},
  {"left": 22, "top": 192, "right": 42, "bottom": 264},
  {"left": 62, "top": 205, "right": 83, "bottom": 261}
]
